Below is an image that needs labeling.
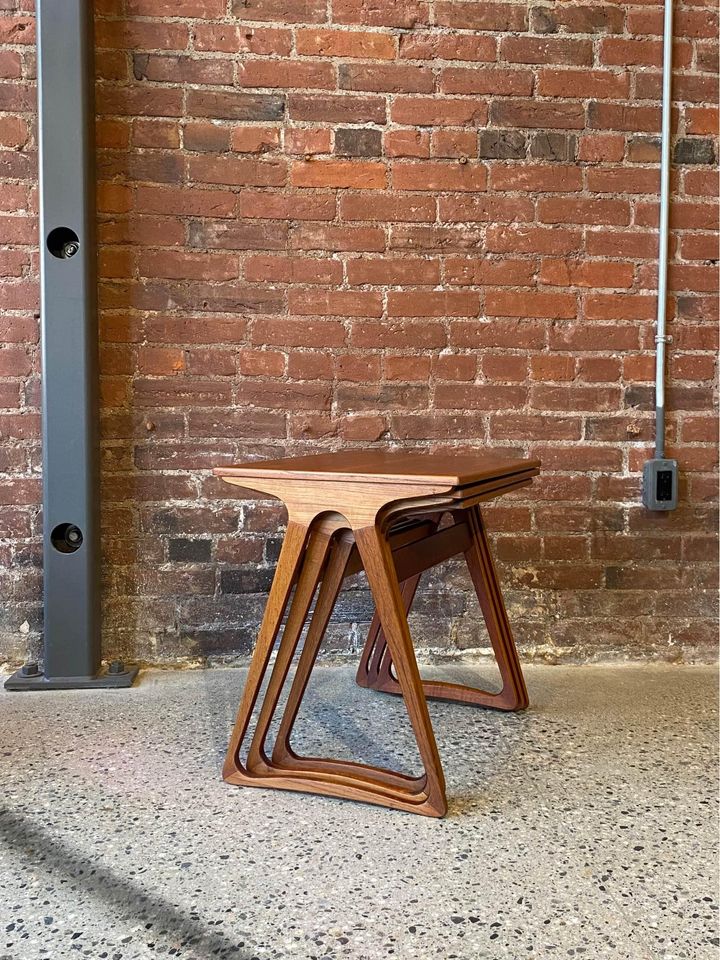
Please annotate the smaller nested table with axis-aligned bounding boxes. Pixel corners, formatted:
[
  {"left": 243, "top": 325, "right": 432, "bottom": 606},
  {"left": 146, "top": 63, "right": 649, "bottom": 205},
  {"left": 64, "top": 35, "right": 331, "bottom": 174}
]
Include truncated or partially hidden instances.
[{"left": 214, "top": 450, "right": 540, "bottom": 818}]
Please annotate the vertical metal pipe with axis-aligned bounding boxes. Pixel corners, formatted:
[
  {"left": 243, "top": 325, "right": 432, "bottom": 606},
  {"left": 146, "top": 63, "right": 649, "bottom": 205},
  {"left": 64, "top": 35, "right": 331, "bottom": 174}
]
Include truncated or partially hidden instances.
[
  {"left": 654, "top": 0, "right": 674, "bottom": 459},
  {"left": 38, "top": 0, "right": 100, "bottom": 680},
  {"left": 6, "top": 0, "right": 138, "bottom": 689}
]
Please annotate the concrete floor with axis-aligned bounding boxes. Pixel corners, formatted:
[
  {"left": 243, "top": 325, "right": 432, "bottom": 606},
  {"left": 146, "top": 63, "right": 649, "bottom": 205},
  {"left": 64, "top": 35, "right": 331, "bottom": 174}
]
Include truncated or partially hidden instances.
[{"left": 0, "top": 663, "right": 717, "bottom": 960}]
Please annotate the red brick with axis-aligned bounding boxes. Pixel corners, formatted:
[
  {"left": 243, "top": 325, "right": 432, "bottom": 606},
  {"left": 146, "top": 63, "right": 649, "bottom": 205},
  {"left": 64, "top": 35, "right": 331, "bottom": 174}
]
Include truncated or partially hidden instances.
[
  {"left": 346, "top": 257, "right": 440, "bottom": 286},
  {"left": 289, "top": 94, "right": 387, "bottom": 123},
  {"left": 233, "top": 0, "right": 326, "bottom": 22},
  {"left": 584, "top": 294, "right": 656, "bottom": 321},
  {"left": 244, "top": 255, "right": 342, "bottom": 284},
  {"left": 253, "top": 317, "right": 346, "bottom": 348},
  {"left": 434, "top": 2, "right": 527, "bottom": 31},
  {"left": 194, "top": 24, "right": 292, "bottom": 55},
  {"left": 238, "top": 59, "right": 335, "bottom": 90},
  {"left": 339, "top": 62, "right": 434, "bottom": 94},
  {"left": 133, "top": 119, "right": 180, "bottom": 150},
  {"left": 586, "top": 167, "right": 661, "bottom": 195},
  {"left": 384, "top": 129, "right": 431, "bottom": 158},
  {"left": 239, "top": 192, "right": 336, "bottom": 220},
  {"left": 391, "top": 96, "right": 487, "bottom": 127},
  {"left": 184, "top": 121, "right": 231, "bottom": 153},
  {"left": 440, "top": 67, "right": 533, "bottom": 96},
  {"left": 383, "top": 355, "right": 432, "bottom": 381},
  {"left": 481, "top": 354, "right": 529, "bottom": 382},
  {"left": 289, "top": 289, "right": 383, "bottom": 317},
  {"left": 431, "top": 130, "right": 478, "bottom": 160},
  {"left": 332, "top": 0, "right": 430, "bottom": 28},
  {"left": 539, "top": 259, "right": 635, "bottom": 289},
  {"left": 187, "top": 156, "right": 287, "bottom": 187},
  {"left": 284, "top": 127, "right": 332, "bottom": 156},
  {"left": 296, "top": 28, "right": 396, "bottom": 59},
  {"left": 435, "top": 383, "right": 527, "bottom": 410},
  {"left": 392, "top": 161, "right": 487, "bottom": 192},
  {"left": 686, "top": 107, "right": 719, "bottom": 136},
  {"left": 531, "top": 356, "right": 576, "bottom": 382},
  {"left": 0, "top": 116, "right": 27, "bottom": 148},
  {"left": 485, "top": 224, "right": 582, "bottom": 255},
  {"left": 399, "top": 32, "right": 496, "bottom": 62},
  {"left": 577, "top": 133, "right": 625, "bottom": 163},
  {"left": 291, "top": 223, "right": 386, "bottom": 252},
  {"left": 489, "top": 164, "right": 582, "bottom": 193},
  {"left": 230, "top": 127, "right": 281, "bottom": 154},
  {"left": 350, "top": 320, "right": 446, "bottom": 349},
  {"left": 450, "top": 320, "right": 546, "bottom": 350},
  {"left": 500, "top": 36, "right": 593, "bottom": 66},
  {"left": 538, "top": 197, "right": 631, "bottom": 226},
  {"left": 139, "top": 250, "right": 238, "bottom": 282},
  {"left": 432, "top": 354, "right": 477, "bottom": 382},
  {"left": 340, "top": 194, "right": 435, "bottom": 222},
  {"left": 96, "top": 20, "right": 189, "bottom": 51},
  {"left": 537, "top": 68, "right": 630, "bottom": 100},
  {"left": 388, "top": 291, "right": 479, "bottom": 317},
  {"left": 491, "top": 100, "right": 585, "bottom": 130},
  {"left": 445, "top": 257, "right": 536, "bottom": 287},
  {"left": 238, "top": 350, "right": 286, "bottom": 377},
  {"left": 486, "top": 290, "right": 577, "bottom": 320},
  {"left": 291, "top": 159, "right": 386, "bottom": 189}
]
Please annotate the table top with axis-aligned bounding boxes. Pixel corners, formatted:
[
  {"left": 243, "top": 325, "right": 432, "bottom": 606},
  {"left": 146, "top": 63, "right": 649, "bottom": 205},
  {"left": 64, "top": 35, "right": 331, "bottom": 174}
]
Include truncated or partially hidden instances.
[{"left": 214, "top": 449, "right": 540, "bottom": 488}]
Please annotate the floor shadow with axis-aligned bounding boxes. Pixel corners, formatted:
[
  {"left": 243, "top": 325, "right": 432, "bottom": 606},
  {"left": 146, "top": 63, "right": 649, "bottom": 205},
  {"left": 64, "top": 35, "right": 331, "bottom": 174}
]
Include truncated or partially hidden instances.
[{"left": 0, "top": 806, "right": 257, "bottom": 960}]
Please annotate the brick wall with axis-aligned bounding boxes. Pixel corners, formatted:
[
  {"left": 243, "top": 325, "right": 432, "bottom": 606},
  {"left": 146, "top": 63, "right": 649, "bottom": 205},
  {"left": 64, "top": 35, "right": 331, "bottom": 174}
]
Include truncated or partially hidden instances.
[{"left": 0, "top": 0, "right": 717, "bottom": 668}]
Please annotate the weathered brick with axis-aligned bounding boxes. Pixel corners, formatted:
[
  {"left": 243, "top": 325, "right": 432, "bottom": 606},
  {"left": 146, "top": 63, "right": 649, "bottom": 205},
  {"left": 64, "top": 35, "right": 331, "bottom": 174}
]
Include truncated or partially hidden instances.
[
  {"left": 478, "top": 130, "right": 527, "bottom": 160},
  {"left": 1, "top": 0, "right": 716, "bottom": 668},
  {"left": 529, "top": 133, "right": 577, "bottom": 163},
  {"left": 335, "top": 127, "right": 382, "bottom": 157},
  {"left": 673, "top": 138, "right": 716, "bottom": 166},
  {"left": 186, "top": 90, "right": 285, "bottom": 121}
]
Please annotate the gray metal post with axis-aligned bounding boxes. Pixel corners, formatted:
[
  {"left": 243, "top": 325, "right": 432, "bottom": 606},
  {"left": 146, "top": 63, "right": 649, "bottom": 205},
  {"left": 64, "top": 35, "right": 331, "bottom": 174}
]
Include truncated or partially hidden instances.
[{"left": 5, "top": 0, "right": 138, "bottom": 689}]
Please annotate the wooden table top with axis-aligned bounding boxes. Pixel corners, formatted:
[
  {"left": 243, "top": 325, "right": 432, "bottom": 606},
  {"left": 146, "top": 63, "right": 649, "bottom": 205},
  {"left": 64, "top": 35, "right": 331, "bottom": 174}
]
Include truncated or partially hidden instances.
[{"left": 214, "top": 449, "right": 540, "bottom": 488}]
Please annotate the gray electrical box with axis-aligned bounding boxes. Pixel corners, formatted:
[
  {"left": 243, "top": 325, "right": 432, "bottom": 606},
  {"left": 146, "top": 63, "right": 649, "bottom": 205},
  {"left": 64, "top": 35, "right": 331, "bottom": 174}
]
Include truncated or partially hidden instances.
[{"left": 642, "top": 458, "right": 679, "bottom": 511}]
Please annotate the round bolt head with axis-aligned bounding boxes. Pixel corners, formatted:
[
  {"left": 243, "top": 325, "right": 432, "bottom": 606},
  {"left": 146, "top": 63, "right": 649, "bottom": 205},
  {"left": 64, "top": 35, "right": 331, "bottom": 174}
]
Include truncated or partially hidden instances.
[{"left": 61, "top": 241, "right": 80, "bottom": 259}]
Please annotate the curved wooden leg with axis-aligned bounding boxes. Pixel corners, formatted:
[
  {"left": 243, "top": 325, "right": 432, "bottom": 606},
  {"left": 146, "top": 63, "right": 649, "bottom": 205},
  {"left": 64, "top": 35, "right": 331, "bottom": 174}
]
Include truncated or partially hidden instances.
[
  {"left": 354, "top": 523, "right": 447, "bottom": 817},
  {"left": 272, "top": 534, "right": 355, "bottom": 765},
  {"left": 358, "top": 509, "right": 528, "bottom": 713},
  {"left": 462, "top": 505, "right": 528, "bottom": 711},
  {"left": 226, "top": 520, "right": 438, "bottom": 814},
  {"left": 222, "top": 519, "right": 311, "bottom": 782},
  {"left": 245, "top": 520, "right": 338, "bottom": 774}
]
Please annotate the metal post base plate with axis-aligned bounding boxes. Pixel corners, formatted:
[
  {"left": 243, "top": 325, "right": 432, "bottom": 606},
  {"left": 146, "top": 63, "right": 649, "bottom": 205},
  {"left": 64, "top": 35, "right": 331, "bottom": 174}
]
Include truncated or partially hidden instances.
[{"left": 4, "top": 664, "right": 140, "bottom": 691}]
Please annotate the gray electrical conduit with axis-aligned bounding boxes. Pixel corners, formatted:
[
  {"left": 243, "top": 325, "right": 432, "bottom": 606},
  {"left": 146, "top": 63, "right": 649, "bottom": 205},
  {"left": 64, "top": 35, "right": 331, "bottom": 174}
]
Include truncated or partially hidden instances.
[{"left": 654, "top": 0, "right": 674, "bottom": 460}]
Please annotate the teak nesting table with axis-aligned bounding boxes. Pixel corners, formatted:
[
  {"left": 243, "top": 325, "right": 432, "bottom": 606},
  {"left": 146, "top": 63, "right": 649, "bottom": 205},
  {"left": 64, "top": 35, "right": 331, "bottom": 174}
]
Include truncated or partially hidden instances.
[{"left": 214, "top": 450, "right": 540, "bottom": 818}]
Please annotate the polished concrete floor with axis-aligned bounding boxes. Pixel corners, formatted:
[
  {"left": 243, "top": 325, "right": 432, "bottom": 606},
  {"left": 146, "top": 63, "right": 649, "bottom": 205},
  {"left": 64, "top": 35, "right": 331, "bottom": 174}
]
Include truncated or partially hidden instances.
[{"left": 0, "top": 663, "right": 717, "bottom": 960}]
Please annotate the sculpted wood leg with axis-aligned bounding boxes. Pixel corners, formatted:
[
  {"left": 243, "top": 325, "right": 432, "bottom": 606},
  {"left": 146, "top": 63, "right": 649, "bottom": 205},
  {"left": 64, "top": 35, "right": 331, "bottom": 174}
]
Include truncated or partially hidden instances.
[
  {"left": 356, "top": 509, "right": 529, "bottom": 712},
  {"left": 271, "top": 533, "right": 354, "bottom": 766},
  {"left": 227, "top": 520, "right": 435, "bottom": 811},
  {"left": 245, "top": 520, "right": 338, "bottom": 775},
  {"left": 222, "top": 519, "right": 311, "bottom": 783},
  {"left": 354, "top": 523, "right": 447, "bottom": 817},
  {"left": 461, "top": 505, "right": 528, "bottom": 711},
  {"left": 270, "top": 533, "right": 431, "bottom": 801}
]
